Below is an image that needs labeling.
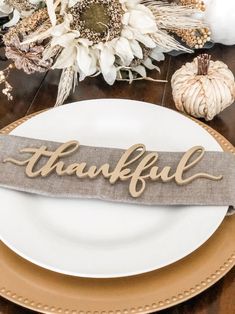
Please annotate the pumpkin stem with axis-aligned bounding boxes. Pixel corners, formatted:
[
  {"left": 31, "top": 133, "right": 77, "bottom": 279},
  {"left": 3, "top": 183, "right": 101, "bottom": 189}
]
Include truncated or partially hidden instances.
[{"left": 197, "top": 54, "right": 211, "bottom": 75}]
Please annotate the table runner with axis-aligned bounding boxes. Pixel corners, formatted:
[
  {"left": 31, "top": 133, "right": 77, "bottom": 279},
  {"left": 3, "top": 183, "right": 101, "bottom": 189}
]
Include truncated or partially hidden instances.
[{"left": 0, "top": 135, "right": 234, "bottom": 209}]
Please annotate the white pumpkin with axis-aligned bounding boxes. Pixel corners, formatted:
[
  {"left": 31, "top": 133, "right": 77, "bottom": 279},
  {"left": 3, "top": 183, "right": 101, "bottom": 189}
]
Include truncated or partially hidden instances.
[
  {"left": 203, "top": 0, "right": 235, "bottom": 45},
  {"left": 171, "top": 55, "right": 235, "bottom": 121}
]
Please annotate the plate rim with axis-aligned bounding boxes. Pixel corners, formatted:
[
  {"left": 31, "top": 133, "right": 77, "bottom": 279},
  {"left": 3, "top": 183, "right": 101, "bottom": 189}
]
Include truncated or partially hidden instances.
[{"left": 0, "top": 241, "right": 234, "bottom": 314}]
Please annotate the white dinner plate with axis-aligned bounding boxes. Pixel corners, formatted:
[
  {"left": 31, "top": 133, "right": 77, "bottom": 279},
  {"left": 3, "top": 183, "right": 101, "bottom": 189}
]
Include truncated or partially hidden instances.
[{"left": 0, "top": 99, "right": 228, "bottom": 278}]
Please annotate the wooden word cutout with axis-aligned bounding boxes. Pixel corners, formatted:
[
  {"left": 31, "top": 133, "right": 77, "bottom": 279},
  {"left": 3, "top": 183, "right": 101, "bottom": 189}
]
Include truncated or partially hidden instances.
[{"left": 4, "top": 141, "right": 223, "bottom": 198}]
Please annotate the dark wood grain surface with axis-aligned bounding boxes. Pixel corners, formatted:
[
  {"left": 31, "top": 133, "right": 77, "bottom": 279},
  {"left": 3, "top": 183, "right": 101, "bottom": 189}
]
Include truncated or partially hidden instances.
[{"left": 0, "top": 44, "right": 234, "bottom": 313}]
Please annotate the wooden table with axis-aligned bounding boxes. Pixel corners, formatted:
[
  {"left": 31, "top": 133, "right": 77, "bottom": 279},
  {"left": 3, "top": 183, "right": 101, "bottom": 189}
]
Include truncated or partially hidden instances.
[{"left": 0, "top": 44, "right": 234, "bottom": 314}]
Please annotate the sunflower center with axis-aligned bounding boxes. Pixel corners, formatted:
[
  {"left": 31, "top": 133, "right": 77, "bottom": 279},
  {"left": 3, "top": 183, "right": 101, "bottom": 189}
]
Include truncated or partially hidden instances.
[
  {"left": 81, "top": 4, "right": 110, "bottom": 34},
  {"left": 69, "top": 0, "right": 124, "bottom": 44}
]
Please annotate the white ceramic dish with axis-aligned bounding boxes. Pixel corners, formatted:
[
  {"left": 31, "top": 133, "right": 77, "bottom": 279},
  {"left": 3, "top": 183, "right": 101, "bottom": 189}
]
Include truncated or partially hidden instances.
[{"left": 0, "top": 99, "right": 228, "bottom": 278}]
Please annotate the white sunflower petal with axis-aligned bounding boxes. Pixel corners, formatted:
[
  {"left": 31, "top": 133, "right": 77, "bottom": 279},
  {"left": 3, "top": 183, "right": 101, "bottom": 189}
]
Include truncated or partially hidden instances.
[
  {"left": 121, "top": 27, "right": 134, "bottom": 40},
  {"left": 99, "top": 46, "right": 116, "bottom": 85},
  {"left": 129, "top": 39, "right": 143, "bottom": 59},
  {"left": 78, "top": 70, "right": 86, "bottom": 82},
  {"left": 122, "top": 12, "right": 130, "bottom": 25},
  {"left": 88, "top": 50, "right": 98, "bottom": 75},
  {"left": 68, "top": 0, "right": 79, "bottom": 8},
  {"left": 115, "top": 37, "right": 134, "bottom": 66},
  {"left": 128, "top": 9, "right": 157, "bottom": 34},
  {"left": 0, "top": 3, "right": 13, "bottom": 15},
  {"left": 46, "top": 0, "right": 57, "bottom": 26},
  {"left": 51, "top": 33, "right": 78, "bottom": 47},
  {"left": 150, "top": 47, "right": 165, "bottom": 62},
  {"left": 52, "top": 46, "right": 77, "bottom": 69},
  {"left": 3, "top": 9, "right": 20, "bottom": 28},
  {"left": 102, "top": 65, "right": 117, "bottom": 85},
  {"left": 78, "top": 38, "right": 93, "bottom": 46},
  {"left": 77, "top": 46, "right": 93, "bottom": 76},
  {"left": 51, "top": 14, "right": 73, "bottom": 36},
  {"left": 143, "top": 57, "right": 160, "bottom": 71},
  {"left": 133, "top": 65, "right": 147, "bottom": 77},
  {"left": 134, "top": 32, "right": 156, "bottom": 48}
]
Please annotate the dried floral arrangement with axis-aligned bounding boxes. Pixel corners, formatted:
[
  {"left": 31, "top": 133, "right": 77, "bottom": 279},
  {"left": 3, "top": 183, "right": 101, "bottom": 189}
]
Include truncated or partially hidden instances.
[{"left": 0, "top": 0, "right": 211, "bottom": 106}]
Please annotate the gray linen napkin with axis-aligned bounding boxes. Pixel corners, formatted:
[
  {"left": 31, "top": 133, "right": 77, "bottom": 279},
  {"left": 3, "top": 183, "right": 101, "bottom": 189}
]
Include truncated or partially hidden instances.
[{"left": 0, "top": 135, "right": 234, "bottom": 211}]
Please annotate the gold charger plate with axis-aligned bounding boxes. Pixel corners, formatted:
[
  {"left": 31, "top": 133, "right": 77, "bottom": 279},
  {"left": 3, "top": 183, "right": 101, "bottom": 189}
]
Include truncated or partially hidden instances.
[{"left": 0, "top": 112, "right": 234, "bottom": 314}]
